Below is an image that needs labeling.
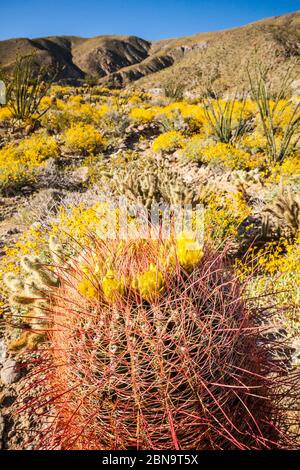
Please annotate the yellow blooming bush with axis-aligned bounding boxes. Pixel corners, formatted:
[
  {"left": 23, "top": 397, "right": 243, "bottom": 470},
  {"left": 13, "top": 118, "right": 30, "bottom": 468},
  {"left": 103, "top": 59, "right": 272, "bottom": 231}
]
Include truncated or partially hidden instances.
[
  {"left": 202, "top": 142, "right": 261, "bottom": 170},
  {"left": 205, "top": 191, "right": 251, "bottom": 243},
  {"left": 17, "top": 133, "right": 60, "bottom": 163},
  {"left": 269, "top": 100, "right": 297, "bottom": 130},
  {"left": 0, "top": 106, "right": 12, "bottom": 122},
  {"left": 237, "top": 237, "right": 300, "bottom": 330},
  {"left": 269, "top": 155, "right": 300, "bottom": 183},
  {"left": 152, "top": 130, "right": 185, "bottom": 153},
  {"left": 129, "top": 107, "right": 156, "bottom": 123},
  {"left": 0, "top": 134, "right": 59, "bottom": 194},
  {"left": 237, "top": 132, "right": 267, "bottom": 154},
  {"left": 63, "top": 123, "right": 106, "bottom": 155},
  {"left": 181, "top": 134, "right": 205, "bottom": 160}
]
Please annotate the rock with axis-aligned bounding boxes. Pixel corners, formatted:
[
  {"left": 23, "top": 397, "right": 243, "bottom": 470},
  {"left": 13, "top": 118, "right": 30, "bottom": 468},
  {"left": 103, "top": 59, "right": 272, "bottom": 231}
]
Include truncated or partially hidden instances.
[
  {"left": 0, "top": 414, "right": 4, "bottom": 449},
  {"left": 71, "top": 166, "right": 90, "bottom": 184},
  {"left": 0, "top": 358, "right": 21, "bottom": 385},
  {"left": 0, "top": 339, "right": 6, "bottom": 364}
]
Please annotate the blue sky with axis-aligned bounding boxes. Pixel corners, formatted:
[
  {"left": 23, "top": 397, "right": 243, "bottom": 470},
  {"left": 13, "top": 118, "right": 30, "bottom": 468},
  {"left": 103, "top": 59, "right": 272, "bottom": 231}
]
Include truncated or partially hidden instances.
[{"left": 0, "top": 0, "right": 299, "bottom": 41}]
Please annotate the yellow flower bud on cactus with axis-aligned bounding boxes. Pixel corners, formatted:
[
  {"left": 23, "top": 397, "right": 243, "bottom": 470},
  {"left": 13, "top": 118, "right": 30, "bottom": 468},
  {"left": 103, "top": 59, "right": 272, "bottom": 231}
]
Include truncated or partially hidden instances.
[
  {"left": 176, "top": 231, "right": 204, "bottom": 272},
  {"left": 102, "top": 270, "right": 125, "bottom": 301},
  {"left": 132, "top": 264, "right": 165, "bottom": 302},
  {"left": 78, "top": 278, "right": 98, "bottom": 299}
]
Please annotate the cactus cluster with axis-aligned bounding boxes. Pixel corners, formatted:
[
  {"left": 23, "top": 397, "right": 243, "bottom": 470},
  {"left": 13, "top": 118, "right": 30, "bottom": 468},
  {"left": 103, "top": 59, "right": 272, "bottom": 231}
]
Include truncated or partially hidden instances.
[
  {"left": 233, "top": 169, "right": 263, "bottom": 202},
  {"left": 100, "top": 156, "right": 203, "bottom": 208},
  {"left": 265, "top": 181, "right": 300, "bottom": 240},
  {"left": 4, "top": 238, "right": 62, "bottom": 352}
]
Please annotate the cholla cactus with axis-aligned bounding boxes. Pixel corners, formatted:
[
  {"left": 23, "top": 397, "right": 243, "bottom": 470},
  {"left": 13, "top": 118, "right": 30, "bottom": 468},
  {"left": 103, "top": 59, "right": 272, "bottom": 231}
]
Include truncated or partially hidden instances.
[
  {"left": 16, "top": 233, "right": 299, "bottom": 450},
  {"left": 159, "top": 164, "right": 200, "bottom": 206},
  {"left": 265, "top": 180, "right": 300, "bottom": 240},
  {"left": 116, "top": 168, "right": 160, "bottom": 209},
  {"left": 4, "top": 246, "right": 60, "bottom": 352},
  {"left": 233, "top": 169, "right": 263, "bottom": 203},
  {"left": 101, "top": 157, "right": 201, "bottom": 209}
]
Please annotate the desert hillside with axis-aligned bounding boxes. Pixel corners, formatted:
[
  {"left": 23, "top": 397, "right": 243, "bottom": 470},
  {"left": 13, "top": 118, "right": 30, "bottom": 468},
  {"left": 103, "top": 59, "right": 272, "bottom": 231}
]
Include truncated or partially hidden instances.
[{"left": 0, "top": 11, "right": 299, "bottom": 93}]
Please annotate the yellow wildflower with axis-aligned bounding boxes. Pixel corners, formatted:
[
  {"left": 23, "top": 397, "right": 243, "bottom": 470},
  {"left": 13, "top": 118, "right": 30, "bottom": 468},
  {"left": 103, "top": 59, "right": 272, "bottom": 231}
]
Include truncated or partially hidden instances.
[
  {"left": 176, "top": 231, "right": 204, "bottom": 272},
  {"left": 78, "top": 278, "right": 98, "bottom": 299},
  {"left": 102, "top": 270, "right": 125, "bottom": 301}
]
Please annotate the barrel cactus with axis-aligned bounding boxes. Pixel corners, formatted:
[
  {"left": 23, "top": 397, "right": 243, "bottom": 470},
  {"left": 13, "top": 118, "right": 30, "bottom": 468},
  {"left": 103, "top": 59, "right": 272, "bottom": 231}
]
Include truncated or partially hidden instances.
[{"left": 15, "top": 233, "right": 298, "bottom": 450}]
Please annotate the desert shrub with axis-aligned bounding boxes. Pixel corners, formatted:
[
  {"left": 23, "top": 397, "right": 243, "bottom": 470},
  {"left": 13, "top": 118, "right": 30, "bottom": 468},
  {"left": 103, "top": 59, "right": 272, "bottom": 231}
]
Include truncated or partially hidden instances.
[
  {"left": 0, "top": 106, "right": 12, "bottom": 122},
  {"left": 0, "top": 134, "right": 59, "bottom": 195},
  {"left": 67, "top": 101, "right": 111, "bottom": 124},
  {"left": 63, "top": 123, "right": 106, "bottom": 155},
  {"left": 201, "top": 142, "right": 261, "bottom": 170},
  {"left": 237, "top": 131, "right": 267, "bottom": 155},
  {"left": 129, "top": 107, "right": 156, "bottom": 123},
  {"left": 158, "top": 109, "right": 187, "bottom": 133},
  {"left": 163, "top": 82, "right": 185, "bottom": 101},
  {"left": 0, "top": 145, "right": 36, "bottom": 194},
  {"left": 181, "top": 134, "right": 206, "bottom": 161},
  {"left": 17, "top": 133, "right": 60, "bottom": 162},
  {"left": 152, "top": 130, "right": 185, "bottom": 153},
  {"left": 40, "top": 109, "right": 71, "bottom": 133},
  {"left": 9, "top": 233, "right": 298, "bottom": 450},
  {"left": 204, "top": 191, "right": 251, "bottom": 243},
  {"left": 237, "top": 236, "right": 300, "bottom": 330},
  {"left": 270, "top": 156, "right": 300, "bottom": 184}
]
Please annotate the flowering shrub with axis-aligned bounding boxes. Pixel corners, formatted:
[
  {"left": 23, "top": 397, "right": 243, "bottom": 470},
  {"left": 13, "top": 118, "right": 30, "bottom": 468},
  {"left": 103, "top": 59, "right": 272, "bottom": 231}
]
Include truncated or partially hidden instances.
[
  {"left": 63, "top": 123, "right": 106, "bottom": 155},
  {"left": 0, "top": 106, "right": 12, "bottom": 122},
  {"left": 129, "top": 107, "right": 156, "bottom": 123},
  {"left": 204, "top": 191, "right": 251, "bottom": 243},
  {"left": 17, "top": 133, "right": 60, "bottom": 163},
  {"left": 152, "top": 130, "right": 185, "bottom": 153},
  {"left": 0, "top": 134, "right": 59, "bottom": 194},
  {"left": 237, "top": 132, "right": 267, "bottom": 154},
  {"left": 270, "top": 155, "right": 300, "bottom": 183},
  {"left": 237, "top": 236, "right": 300, "bottom": 331},
  {"left": 202, "top": 142, "right": 261, "bottom": 170},
  {"left": 181, "top": 134, "right": 205, "bottom": 160}
]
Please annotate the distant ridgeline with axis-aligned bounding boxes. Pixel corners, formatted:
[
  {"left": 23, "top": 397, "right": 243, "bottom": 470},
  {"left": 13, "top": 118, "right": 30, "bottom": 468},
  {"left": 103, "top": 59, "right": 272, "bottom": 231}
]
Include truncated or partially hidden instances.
[{"left": 0, "top": 11, "right": 299, "bottom": 93}]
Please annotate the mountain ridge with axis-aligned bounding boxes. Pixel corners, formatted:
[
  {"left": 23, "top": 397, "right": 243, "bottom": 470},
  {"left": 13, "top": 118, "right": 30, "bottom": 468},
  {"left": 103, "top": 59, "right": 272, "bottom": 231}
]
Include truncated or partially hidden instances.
[{"left": 0, "top": 11, "right": 299, "bottom": 92}]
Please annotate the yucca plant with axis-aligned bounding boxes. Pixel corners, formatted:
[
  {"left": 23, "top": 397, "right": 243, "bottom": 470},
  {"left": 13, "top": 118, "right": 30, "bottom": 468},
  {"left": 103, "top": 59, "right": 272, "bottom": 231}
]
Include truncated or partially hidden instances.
[
  {"left": 203, "top": 93, "right": 249, "bottom": 143},
  {"left": 247, "top": 62, "right": 300, "bottom": 163},
  {"left": 6, "top": 54, "right": 54, "bottom": 123}
]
